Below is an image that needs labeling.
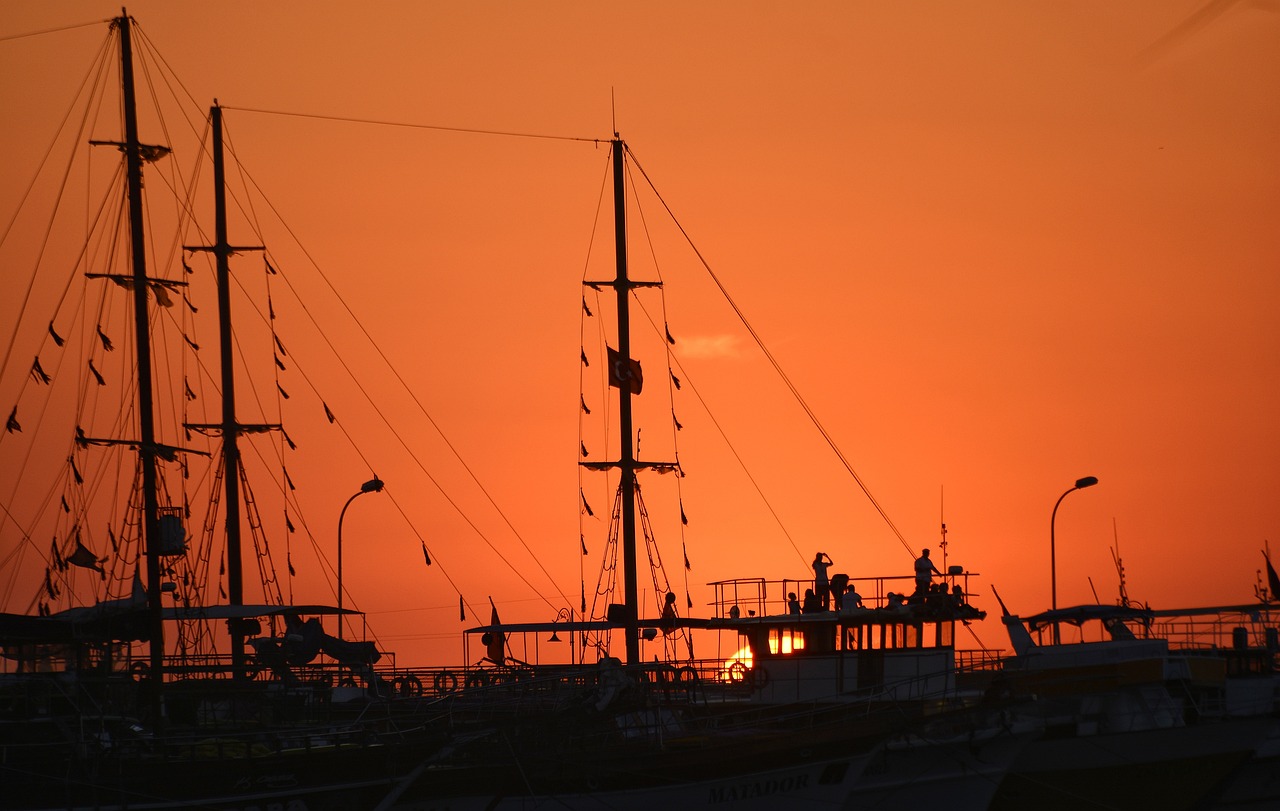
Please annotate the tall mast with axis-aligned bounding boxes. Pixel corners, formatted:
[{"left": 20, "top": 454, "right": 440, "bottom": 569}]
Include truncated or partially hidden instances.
[
  {"left": 611, "top": 138, "right": 641, "bottom": 666},
  {"left": 185, "top": 104, "right": 264, "bottom": 679},
  {"left": 117, "top": 10, "right": 166, "bottom": 693},
  {"left": 212, "top": 104, "right": 246, "bottom": 676}
]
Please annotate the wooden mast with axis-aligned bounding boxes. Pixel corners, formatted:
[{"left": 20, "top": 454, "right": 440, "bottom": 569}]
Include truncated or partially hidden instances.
[
  {"left": 611, "top": 138, "right": 641, "bottom": 666},
  {"left": 184, "top": 104, "right": 264, "bottom": 679},
  {"left": 116, "top": 10, "right": 166, "bottom": 699},
  {"left": 212, "top": 104, "right": 246, "bottom": 677}
]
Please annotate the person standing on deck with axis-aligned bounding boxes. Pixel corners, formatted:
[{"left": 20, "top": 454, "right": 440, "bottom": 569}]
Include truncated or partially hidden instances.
[
  {"left": 812, "top": 552, "right": 834, "bottom": 609},
  {"left": 914, "top": 548, "right": 942, "bottom": 596}
]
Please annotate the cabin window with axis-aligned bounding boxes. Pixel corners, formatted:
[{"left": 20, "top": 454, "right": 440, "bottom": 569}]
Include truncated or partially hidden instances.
[
  {"left": 903, "top": 623, "right": 920, "bottom": 648},
  {"left": 768, "top": 627, "right": 806, "bottom": 655},
  {"left": 938, "top": 621, "right": 953, "bottom": 647},
  {"left": 844, "top": 625, "right": 863, "bottom": 651}
]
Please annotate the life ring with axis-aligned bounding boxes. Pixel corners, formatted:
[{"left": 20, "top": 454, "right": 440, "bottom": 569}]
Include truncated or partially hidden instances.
[
  {"left": 130, "top": 661, "right": 150, "bottom": 681},
  {"left": 393, "top": 674, "right": 423, "bottom": 697},
  {"left": 405, "top": 673, "right": 423, "bottom": 696},
  {"left": 751, "top": 664, "right": 770, "bottom": 690},
  {"left": 433, "top": 670, "right": 459, "bottom": 694},
  {"left": 727, "top": 661, "right": 748, "bottom": 684},
  {"left": 676, "top": 665, "right": 699, "bottom": 686},
  {"left": 465, "top": 670, "right": 490, "bottom": 689}
]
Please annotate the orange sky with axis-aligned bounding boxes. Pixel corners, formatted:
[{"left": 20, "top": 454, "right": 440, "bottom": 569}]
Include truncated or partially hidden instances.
[{"left": 1, "top": 2, "right": 1278, "bottom": 665}]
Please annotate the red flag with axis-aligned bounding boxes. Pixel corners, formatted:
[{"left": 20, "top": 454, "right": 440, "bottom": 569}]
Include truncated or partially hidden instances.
[
  {"left": 485, "top": 602, "right": 505, "bottom": 665},
  {"left": 606, "top": 347, "right": 643, "bottom": 394}
]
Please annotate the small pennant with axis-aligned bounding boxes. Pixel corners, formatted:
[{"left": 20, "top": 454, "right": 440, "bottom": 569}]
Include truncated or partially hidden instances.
[{"left": 31, "top": 357, "right": 51, "bottom": 384}]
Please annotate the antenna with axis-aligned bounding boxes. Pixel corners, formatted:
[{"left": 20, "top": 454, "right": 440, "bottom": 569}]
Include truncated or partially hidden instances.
[
  {"left": 611, "top": 87, "right": 617, "bottom": 136},
  {"left": 1111, "top": 517, "right": 1130, "bottom": 607},
  {"left": 939, "top": 485, "right": 948, "bottom": 573}
]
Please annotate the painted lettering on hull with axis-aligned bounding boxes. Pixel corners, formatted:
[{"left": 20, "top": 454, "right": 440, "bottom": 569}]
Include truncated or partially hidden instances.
[
  {"left": 709, "top": 773, "right": 811, "bottom": 804},
  {"left": 707, "top": 760, "right": 851, "bottom": 804}
]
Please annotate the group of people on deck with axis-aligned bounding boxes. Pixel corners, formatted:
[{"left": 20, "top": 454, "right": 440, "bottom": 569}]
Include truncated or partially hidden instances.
[
  {"left": 783, "top": 547, "right": 970, "bottom": 617},
  {"left": 788, "top": 552, "right": 865, "bottom": 615}
]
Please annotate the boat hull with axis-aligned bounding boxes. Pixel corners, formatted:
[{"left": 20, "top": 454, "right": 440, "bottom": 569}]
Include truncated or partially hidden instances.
[{"left": 989, "top": 716, "right": 1273, "bottom": 811}]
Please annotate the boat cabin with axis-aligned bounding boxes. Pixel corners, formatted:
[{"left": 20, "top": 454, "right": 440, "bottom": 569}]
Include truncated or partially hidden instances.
[{"left": 707, "top": 574, "right": 984, "bottom": 703}]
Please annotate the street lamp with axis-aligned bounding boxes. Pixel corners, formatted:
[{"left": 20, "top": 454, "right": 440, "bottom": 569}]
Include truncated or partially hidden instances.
[
  {"left": 547, "top": 608, "right": 575, "bottom": 665},
  {"left": 337, "top": 477, "right": 384, "bottom": 640},
  {"left": 1050, "top": 475, "right": 1098, "bottom": 643}
]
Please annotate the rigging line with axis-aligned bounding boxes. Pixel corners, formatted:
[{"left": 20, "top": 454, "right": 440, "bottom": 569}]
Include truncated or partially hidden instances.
[
  {"left": 0, "top": 34, "right": 115, "bottom": 396},
  {"left": 624, "top": 144, "right": 917, "bottom": 560},
  {"left": 0, "top": 160, "right": 121, "bottom": 589},
  {"left": 220, "top": 105, "right": 607, "bottom": 144},
  {"left": 0, "top": 18, "right": 109, "bottom": 42},
  {"left": 177, "top": 150, "right": 461, "bottom": 610},
  {"left": 623, "top": 160, "right": 696, "bottom": 602},
  {"left": 577, "top": 151, "right": 614, "bottom": 591},
  {"left": 633, "top": 298, "right": 807, "bottom": 568},
  {"left": 231, "top": 240, "right": 556, "bottom": 608},
  {"left": 132, "top": 24, "right": 214, "bottom": 140},
  {"left": 225, "top": 161, "right": 573, "bottom": 613}
]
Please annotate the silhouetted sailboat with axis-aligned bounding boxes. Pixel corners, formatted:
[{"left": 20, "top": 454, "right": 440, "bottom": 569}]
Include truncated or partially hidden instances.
[{"left": 0, "top": 14, "right": 450, "bottom": 809}]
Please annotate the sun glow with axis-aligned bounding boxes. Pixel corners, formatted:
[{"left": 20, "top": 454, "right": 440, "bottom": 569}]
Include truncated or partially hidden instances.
[{"left": 722, "top": 646, "right": 753, "bottom": 681}]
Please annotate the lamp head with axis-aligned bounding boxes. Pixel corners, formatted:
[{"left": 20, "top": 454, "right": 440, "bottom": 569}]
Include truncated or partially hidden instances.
[
  {"left": 1075, "top": 476, "right": 1099, "bottom": 490},
  {"left": 361, "top": 477, "right": 385, "bottom": 493}
]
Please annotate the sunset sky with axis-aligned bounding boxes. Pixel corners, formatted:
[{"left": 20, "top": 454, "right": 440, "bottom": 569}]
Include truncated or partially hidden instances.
[{"left": 1, "top": 2, "right": 1277, "bottom": 665}]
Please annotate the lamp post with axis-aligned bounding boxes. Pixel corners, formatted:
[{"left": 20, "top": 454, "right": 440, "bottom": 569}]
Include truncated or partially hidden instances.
[
  {"left": 1050, "top": 475, "right": 1098, "bottom": 643},
  {"left": 337, "top": 477, "right": 384, "bottom": 640},
  {"left": 547, "top": 608, "right": 575, "bottom": 665}
]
